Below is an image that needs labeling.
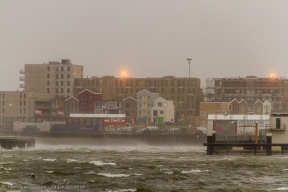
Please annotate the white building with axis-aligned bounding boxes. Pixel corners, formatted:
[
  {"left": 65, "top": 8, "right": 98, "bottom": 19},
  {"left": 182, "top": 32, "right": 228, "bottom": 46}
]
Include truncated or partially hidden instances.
[
  {"left": 266, "top": 111, "right": 288, "bottom": 143},
  {"left": 136, "top": 89, "right": 159, "bottom": 124},
  {"left": 151, "top": 97, "right": 174, "bottom": 124}
]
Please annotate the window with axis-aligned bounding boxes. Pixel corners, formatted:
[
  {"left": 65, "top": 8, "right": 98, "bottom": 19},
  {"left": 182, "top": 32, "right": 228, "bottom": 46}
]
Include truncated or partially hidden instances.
[
  {"left": 216, "top": 105, "right": 220, "bottom": 110},
  {"left": 160, "top": 110, "right": 164, "bottom": 114},
  {"left": 153, "top": 110, "right": 158, "bottom": 116},
  {"left": 47, "top": 66, "right": 50, "bottom": 71},
  {"left": 47, "top": 74, "right": 50, "bottom": 79},
  {"left": 125, "top": 111, "right": 129, "bottom": 116},
  {"left": 61, "top": 88, "right": 63, "bottom": 93},
  {"left": 61, "top": 74, "right": 64, "bottom": 79},
  {"left": 67, "top": 67, "right": 70, "bottom": 72},
  {"left": 158, "top": 102, "right": 162, "bottom": 107},
  {"left": 47, "top": 81, "right": 50, "bottom": 86},
  {"left": 67, "top": 74, "right": 70, "bottom": 79},
  {"left": 61, "top": 67, "right": 64, "bottom": 72},
  {"left": 125, "top": 103, "right": 130, "bottom": 108},
  {"left": 20, "top": 101, "right": 22, "bottom": 106},
  {"left": 81, "top": 95, "right": 86, "bottom": 101},
  {"left": 47, "top": 88, "right": 50, "bottom": 93},
  {"left": 67, "top": 81, "right": 70, "bottom": 86},
  {"left": 61, "top": 81, "right": 64, "bottom": 86},
  {"left": 81, "top": 103, "right": 86, "bottom": 109},
  {"left": 24, "top": 101, "right": 25, "bottom": 106},
  {"left": 67, "top": 88, "right": 70, "bottom": 93},
  {"left": 228, "top": 104, "right": 232, "bottom": 111}
]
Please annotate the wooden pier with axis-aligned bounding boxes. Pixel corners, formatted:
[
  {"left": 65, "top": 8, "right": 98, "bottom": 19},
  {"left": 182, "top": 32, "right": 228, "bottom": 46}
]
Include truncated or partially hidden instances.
[
  {"left": 203, "top": 133, "right": 288, "bottom": 155},
  {"left": 0, "top": 136, "right": 35, "bottom": 149}
]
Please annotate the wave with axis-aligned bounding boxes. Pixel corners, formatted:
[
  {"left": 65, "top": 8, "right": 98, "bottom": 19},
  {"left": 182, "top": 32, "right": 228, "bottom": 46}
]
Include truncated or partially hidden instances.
[
  {"left": 43, "top": 158, "right": 57, "bottom": 162},
  {"left": 89, "top": 161, "right": 116, "bottom": 166},
  {"left": 97, "top": 173, "right": 130, "bottom": 178},
  {"left": 181, "top": 169, "right": 201, "bottom": 174}
]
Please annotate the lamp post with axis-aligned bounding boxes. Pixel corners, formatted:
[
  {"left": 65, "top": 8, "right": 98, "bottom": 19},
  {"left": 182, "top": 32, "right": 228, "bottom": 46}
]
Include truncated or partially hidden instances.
[
  {"left": 187, "top": 58, "right": 192, "bottom": 79},
  {"left": 122, "top": 72, "right": 126, "bottom": 78}
]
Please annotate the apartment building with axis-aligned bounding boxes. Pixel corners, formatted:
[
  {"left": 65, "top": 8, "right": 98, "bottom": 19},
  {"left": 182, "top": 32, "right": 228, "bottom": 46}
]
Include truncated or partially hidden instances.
[
  {"left": 151, "top": 96, "right": 174, "bottom": 125},
  {"left": 73, "top": 75, "right": 202, "bottom": 124},
  {"left": 78, "top": 89, "right": 102, "bottom": 114},
  {"left": 20, "top": 59, "right": 83, "bottom": 97},
  {"left": 200, "top": 98, "right": 272, "bottom": 126},
  {"left": 121, "top": 96, "right": 137, "bottom": 125},
  {"left": 204, "top": 76, "right": 288, "bottom": 111},
  {"left": 64, "top": 96, "right": 79, "bottom": 117},
  {"left": 0, "top": 91, "right": 54, "bottom": 126}
]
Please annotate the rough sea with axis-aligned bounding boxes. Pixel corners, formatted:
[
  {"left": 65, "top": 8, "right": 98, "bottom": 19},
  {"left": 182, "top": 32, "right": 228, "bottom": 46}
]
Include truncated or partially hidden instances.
[{"left": 1, "top": 137, "right": 288, "bottom": 192}]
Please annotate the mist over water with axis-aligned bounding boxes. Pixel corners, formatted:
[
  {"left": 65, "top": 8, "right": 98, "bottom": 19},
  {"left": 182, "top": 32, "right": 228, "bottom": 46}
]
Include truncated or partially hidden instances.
[{"left": 1, "top": 138, "right": 288, "bottom": 191}]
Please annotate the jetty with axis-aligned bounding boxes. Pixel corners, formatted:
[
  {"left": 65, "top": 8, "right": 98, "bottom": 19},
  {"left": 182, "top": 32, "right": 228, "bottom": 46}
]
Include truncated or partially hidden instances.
[
  {"left": 0, "top": 136, "right": 35, "bottom": 149},
  {"left": 203, "top": 133, "right": 288, "bottom": 155}
]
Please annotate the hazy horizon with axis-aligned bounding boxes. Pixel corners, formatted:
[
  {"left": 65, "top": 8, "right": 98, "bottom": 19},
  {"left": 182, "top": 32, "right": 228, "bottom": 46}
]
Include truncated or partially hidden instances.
[{"left": 2, "top": 0, "right": 288, "bottom": 91}]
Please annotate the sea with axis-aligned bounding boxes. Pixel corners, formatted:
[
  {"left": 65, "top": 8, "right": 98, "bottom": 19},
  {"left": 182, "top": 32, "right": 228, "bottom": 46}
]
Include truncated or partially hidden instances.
[{"left": 1, "top": 137, "right": 288, "bottom": 192}]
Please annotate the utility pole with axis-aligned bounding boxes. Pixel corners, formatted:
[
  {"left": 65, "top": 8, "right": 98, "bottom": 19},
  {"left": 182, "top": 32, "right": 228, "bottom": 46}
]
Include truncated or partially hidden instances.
[{"left": 187, "top": 58, "right": 192, "bottom": 79}]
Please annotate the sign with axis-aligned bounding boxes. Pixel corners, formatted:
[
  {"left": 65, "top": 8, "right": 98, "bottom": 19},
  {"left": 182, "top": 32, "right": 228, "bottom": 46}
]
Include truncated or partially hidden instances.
[
  {"left": 35, "top": 109, "right": 42, "bottom": 116},
  {"left": 57, "top": 110, "right": 64, "bottom": 116}
]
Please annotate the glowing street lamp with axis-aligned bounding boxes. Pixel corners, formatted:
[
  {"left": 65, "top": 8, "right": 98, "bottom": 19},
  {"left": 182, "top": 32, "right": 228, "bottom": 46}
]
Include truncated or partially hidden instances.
[
  {"left": 122, "top": 72, "right": 126, "bottom": 78},
  {"left": 271, "top": 73, "right": 275, "bottom": 78}
]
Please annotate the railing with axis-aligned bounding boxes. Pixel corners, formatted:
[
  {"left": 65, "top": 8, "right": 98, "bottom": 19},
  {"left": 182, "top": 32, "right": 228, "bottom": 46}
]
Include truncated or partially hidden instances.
[{"left": 265, "top": 124, "right": 286, "bottom": 130}]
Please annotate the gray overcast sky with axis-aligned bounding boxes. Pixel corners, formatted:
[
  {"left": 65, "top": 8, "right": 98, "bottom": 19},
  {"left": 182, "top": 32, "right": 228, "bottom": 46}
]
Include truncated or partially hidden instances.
[{"left": 1, "top": 0, "right": 288, "bottom": 91}]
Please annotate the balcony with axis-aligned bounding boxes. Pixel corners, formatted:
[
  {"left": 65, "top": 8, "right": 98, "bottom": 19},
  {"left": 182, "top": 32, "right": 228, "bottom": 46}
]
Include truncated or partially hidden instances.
[
  {"left": 19, "top": 84, "right": 25, "bottom": 88},
  {"left": 19, "top": 69, "right": 25, "bottom": 74},
  {"left": 265, "top": 124, "right": 286, "bottom": 131},
  {"left": 19, "top": 77, "right": 25, "bottom": 81}
]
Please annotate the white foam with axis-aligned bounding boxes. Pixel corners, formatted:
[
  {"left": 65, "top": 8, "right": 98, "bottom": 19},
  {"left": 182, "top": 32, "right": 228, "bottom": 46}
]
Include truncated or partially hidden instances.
[
  {"left": 89, "top": 161, "right": 116, "bottom": 166},
  {"left": 106, "top": 189, "right": 136, "bottom": 192},
  {"left": 45, "top": 171, "right": 54, "bottom": 173},
  {"left": 271, "top": 187, "right": 288, "bottom": 191},
  {"left": 97, "top": 173, "right": 130, "bottom": 178},
  {"left": 74, "top": 167, "right": 82, "bottom": 169},
  {"left": 0, "top": 181, "right": 13, "bottom": 185},
  {"left": 66, "top": 159, "right": 78, "bottom": 163},
  {"left": 181, "top": 169, "right": 201, "bottom": 174},
  {"left": 43, "top": 158, "right": 56, "bottom": 162}
]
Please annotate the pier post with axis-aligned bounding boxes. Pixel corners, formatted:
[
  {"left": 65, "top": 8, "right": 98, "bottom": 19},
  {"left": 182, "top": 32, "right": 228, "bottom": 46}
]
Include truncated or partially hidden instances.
[
  {"left": 207, "top": 132, "right": 213, "bottom": 155},
  {"left": 212, "top": 130, "right": 215, "bottom": 147},
  {"left": 266, "top": 133, "right": 272, "bottom": 156}
]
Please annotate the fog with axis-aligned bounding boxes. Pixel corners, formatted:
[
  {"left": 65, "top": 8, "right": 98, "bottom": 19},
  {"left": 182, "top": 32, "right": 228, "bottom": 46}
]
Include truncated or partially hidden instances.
[{"left": 2, "top": 0, "right": 288, "bottom": 91}]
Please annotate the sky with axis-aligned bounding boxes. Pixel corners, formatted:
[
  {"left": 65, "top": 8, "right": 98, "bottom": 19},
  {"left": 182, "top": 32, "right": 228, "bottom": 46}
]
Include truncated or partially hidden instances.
[{"left": 1, "top": 0, "right": 288, "bottom": 91}]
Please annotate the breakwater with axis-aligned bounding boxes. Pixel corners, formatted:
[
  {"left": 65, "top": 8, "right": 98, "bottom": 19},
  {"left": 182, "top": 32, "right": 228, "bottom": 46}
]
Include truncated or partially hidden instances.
[{"left": 1, "top": 131, "right": 206, "bottom": 145}]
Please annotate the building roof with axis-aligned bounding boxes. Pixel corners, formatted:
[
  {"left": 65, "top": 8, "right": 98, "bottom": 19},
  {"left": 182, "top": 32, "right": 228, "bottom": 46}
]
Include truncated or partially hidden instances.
[
  {"left": 70, "top": 114, "right": 125, "bottom": 118},
  {"left": 78, "top": 89, "right": 101, "bottom": 95},
  {"left": 208, "top": 114, "right": 270, "bottom": 120},
  {"left": 210, "top": 99, "right": 233, "bottom": 102},
  {"left": 123, "top": 96, "right": 137, "bottom": 101},
  {"left": 65, "top": 96, "right": 79, "bottom": 101}
]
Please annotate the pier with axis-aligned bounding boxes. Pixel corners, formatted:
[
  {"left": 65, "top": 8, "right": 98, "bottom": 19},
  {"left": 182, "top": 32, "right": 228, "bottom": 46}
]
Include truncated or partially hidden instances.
[
  {"left": 203, "top": 133, "right": 288, "bottom": 155},
  {"left": 0, "top": 136, "right": 35, "bottom": 149}
]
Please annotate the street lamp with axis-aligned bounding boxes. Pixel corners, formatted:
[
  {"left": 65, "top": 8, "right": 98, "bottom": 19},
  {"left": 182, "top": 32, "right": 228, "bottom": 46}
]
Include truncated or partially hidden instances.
[
  {"left": 187, "top": 58, "right": 192, "bottom": 79},
  {"left": 122, "top": 72, "right": 126, "bottom": 78}
]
